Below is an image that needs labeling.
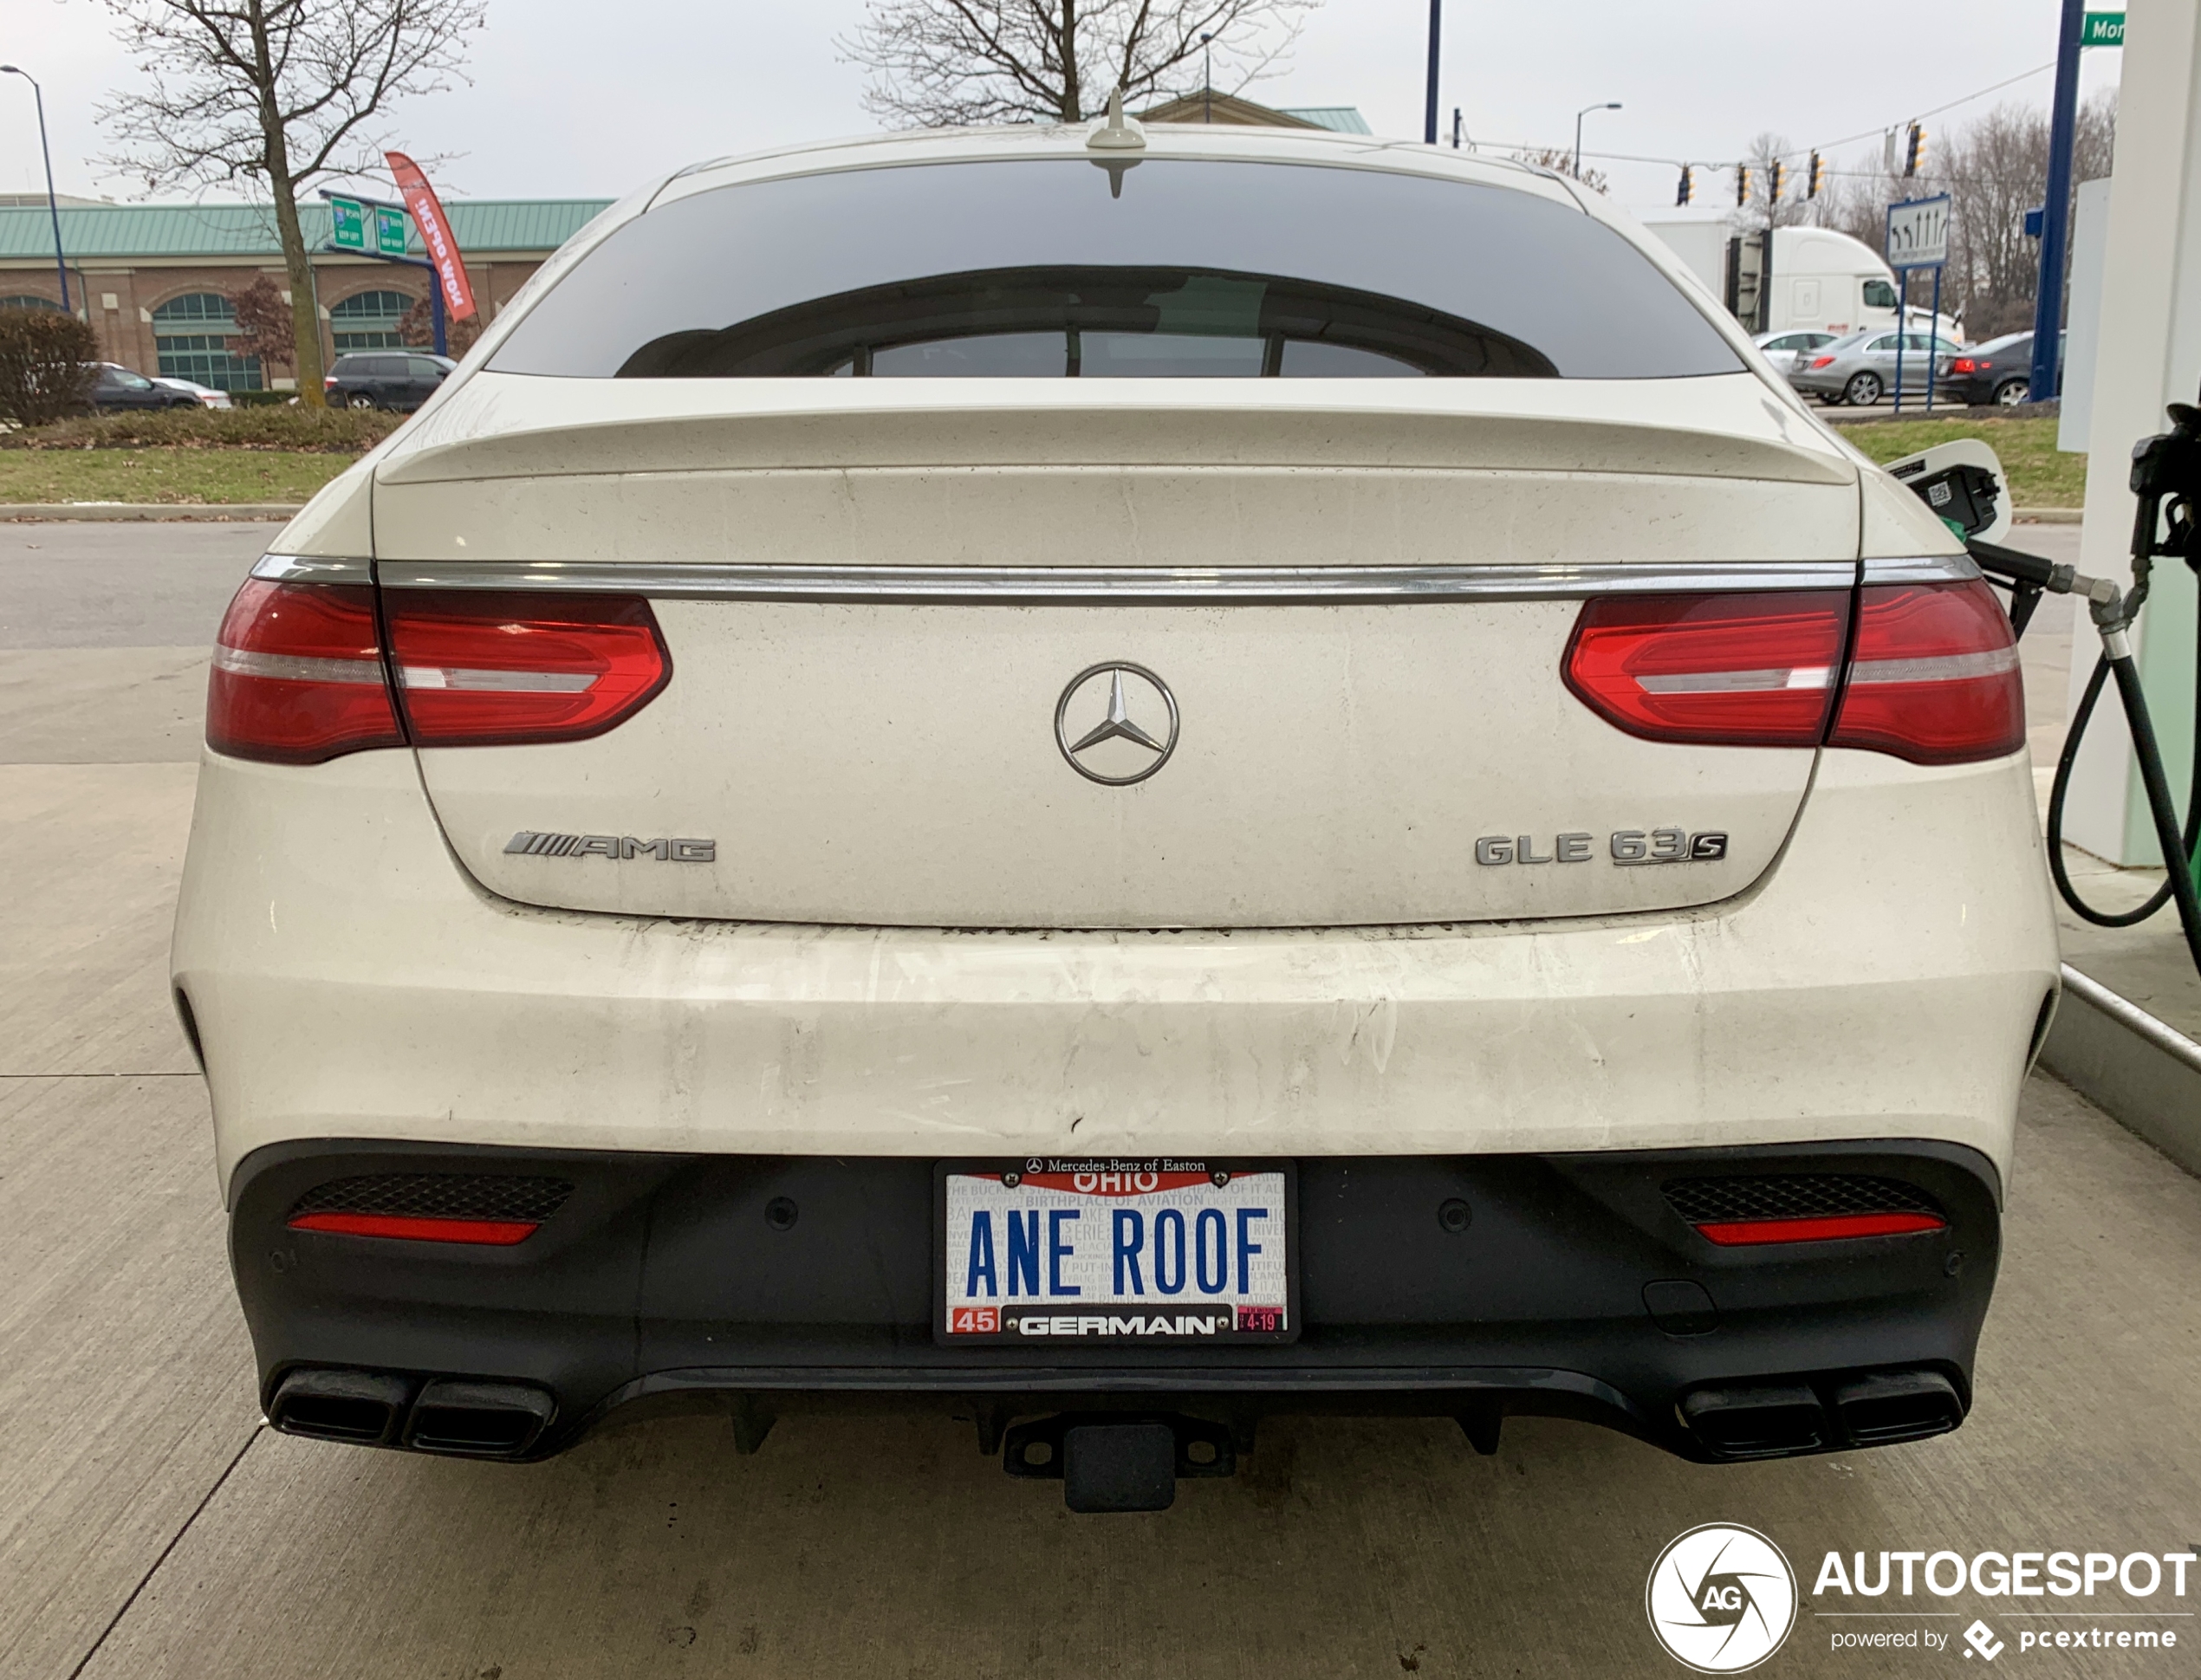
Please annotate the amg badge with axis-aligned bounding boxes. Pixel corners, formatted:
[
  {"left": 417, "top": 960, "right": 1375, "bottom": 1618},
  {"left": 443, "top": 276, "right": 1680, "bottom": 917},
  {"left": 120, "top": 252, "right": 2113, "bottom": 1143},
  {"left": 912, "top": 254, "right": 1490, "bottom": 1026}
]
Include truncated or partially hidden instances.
[{"left": 504, "top": 832, "right": 716, "bottom": 862}]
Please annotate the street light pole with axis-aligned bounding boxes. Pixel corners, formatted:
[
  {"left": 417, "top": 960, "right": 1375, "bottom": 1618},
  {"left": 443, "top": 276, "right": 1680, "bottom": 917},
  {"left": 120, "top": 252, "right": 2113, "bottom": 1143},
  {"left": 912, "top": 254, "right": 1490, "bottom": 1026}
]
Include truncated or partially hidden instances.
[
  {"left": 1201, "top": 33, "right": 1212, "bottom": 124},
  {"left": 1424, "top": 0, "right": 1441, "bottom": 145},
  {"left": 1574, "top": 101, "right": 1622, "bottom": 179},
  {"left": 0, "top": 66, "right": 71, "bottom": 314}
]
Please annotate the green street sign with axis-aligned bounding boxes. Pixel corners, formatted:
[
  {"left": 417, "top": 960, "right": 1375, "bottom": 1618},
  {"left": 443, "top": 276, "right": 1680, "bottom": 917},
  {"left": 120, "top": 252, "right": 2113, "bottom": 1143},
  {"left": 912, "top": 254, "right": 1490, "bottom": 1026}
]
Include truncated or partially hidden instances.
[
  {"left": 2082, "top": 10, "right": 2124, "bottom": 45},
  {"left": 373, "top": 204, "right": 409, "bottom": 257},
  {"left": 328, "top": 196, "right": 366, "bottom": 251}
]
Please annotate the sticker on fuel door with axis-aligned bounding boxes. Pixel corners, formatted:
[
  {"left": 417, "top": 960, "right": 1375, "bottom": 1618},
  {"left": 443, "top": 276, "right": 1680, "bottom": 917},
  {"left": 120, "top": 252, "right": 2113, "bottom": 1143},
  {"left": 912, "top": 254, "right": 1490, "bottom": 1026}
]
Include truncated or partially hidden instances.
[{"left": 938, "top": 1159, "right": 1295, "bottom": 1344}]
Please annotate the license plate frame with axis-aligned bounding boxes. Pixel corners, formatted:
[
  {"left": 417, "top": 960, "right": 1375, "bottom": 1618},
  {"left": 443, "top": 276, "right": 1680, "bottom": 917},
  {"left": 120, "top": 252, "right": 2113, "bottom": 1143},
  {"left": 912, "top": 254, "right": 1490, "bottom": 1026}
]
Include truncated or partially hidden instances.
[{"left": 933, "top": 1156, "right": 1299, "bottom": 1346}]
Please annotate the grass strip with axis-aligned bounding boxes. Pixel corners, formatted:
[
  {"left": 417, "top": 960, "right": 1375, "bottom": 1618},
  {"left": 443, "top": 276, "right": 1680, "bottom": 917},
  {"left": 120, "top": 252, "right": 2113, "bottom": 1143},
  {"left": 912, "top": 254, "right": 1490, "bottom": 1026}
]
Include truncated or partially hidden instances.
[
  {"left": 0, "top": 448, "right": 358, "bottom": 505},
  {"left": 1841, "top": 415, "right": 2085, "bottom": 509}
]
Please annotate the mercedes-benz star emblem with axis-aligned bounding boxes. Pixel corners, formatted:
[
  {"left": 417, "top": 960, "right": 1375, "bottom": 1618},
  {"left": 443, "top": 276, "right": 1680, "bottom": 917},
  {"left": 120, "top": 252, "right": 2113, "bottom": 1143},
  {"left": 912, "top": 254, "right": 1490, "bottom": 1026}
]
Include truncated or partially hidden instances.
[{"left": 1054, "top": 662, "right": 1179, "bottom": 786}]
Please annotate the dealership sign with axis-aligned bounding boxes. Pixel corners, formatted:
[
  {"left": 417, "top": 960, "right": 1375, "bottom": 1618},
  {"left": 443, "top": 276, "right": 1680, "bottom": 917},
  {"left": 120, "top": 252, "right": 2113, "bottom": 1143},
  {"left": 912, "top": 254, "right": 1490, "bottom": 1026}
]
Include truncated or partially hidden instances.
[
  {"left": 327, "top": 196, "right": 367, "bottom": 251},
  {"left": 385, "top": 151, "right": 477, "bottom": 321}
]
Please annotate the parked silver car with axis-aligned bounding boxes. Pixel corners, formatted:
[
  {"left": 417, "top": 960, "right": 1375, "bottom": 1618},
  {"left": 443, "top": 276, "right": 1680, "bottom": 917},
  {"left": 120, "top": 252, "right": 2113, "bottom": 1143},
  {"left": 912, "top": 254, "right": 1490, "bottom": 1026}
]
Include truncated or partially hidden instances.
[
  {"left": 1789, "top": 328, "right": 1958, "bottom": 406},
  {"left": 1752, "top": 329, "right": 1838, "bottom": 375}
]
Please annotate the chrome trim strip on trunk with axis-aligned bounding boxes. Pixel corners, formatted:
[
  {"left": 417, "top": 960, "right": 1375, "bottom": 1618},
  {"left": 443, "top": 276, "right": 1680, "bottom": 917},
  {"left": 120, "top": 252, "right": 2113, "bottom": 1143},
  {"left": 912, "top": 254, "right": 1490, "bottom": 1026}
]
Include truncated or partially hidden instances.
[
  {"left": 251, "top": 554, "right": 373, "bottom": 583},
  {"left": 1861, "top": 555, "right": 1983, "bottom": 585},
  {"left": 270, "top": 554, "right": 1977, "bottom": 601}
]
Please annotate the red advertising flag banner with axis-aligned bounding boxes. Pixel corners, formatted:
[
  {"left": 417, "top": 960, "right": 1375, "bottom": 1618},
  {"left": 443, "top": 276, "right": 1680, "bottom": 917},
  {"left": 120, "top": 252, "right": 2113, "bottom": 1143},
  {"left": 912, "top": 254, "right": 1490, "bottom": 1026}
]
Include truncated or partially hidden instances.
[{"left": 385, "top": 151, "right": 477, "bottom": 321}]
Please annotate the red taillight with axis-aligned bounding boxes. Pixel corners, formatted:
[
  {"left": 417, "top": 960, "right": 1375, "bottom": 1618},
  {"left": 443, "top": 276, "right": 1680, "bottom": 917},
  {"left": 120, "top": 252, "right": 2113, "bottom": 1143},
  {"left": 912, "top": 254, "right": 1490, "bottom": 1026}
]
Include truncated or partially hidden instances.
[
  {"left": 1828, "top": 581, "right": 2024, "bottom": 764},
  {"left": 1695, "top": 1210, "right": 1946, "bottom": 1246},
  {"left": 1565, "top": 581, "right": 2022, "bottom": 765},
  {"left": 208, "top": 580, "right": 405, "bottom": 763},
  {"left": 286, "top": 1211, "right": 538, "bottom": 1244},
  {"left": 207, "top": 581, "right": 670, "bottom": 762},
  {"left": 1808, "top": 354, "right": 1836, "bottom": 369},
  {"left": 384, "top": 592, "right": 670, "bottom": 746},
  {"left": 1563, "top": 591, "right": 1849, "bottom": 748},
  {"left": 1951, "top": 357, "right": 1978, "bottom": 373}
]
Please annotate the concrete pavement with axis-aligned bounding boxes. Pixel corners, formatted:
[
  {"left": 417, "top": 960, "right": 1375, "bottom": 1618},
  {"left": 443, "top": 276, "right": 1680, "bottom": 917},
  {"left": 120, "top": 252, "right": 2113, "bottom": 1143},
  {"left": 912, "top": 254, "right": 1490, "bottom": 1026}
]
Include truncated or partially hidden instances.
[{"left": 2, "top": 522, "right": 2197, "bottom": 1680}]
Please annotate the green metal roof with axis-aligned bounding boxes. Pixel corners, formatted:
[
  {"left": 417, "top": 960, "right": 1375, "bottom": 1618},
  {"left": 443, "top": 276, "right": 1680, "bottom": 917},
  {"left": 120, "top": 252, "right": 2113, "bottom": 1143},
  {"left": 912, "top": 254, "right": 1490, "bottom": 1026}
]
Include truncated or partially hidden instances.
[
  {"left": 0, "top": 198, "right": 614, "bottom": 263},
  {"left": 1279, "top": 107, "right": 1373, "bottom": 135}
]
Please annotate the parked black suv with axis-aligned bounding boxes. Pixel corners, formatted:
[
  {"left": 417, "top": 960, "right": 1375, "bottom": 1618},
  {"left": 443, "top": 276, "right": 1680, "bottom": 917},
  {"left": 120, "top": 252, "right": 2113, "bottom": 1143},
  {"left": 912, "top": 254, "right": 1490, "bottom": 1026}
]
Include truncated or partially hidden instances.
[
  {"left": 90, "top": 362, "right": 199, "bottom": 411},
  {"left": 322, "top": 352, "right": 456, "bottom": 412},
  {"left": 1943, "top": 332, "right": 2065, "bottom": 406}
]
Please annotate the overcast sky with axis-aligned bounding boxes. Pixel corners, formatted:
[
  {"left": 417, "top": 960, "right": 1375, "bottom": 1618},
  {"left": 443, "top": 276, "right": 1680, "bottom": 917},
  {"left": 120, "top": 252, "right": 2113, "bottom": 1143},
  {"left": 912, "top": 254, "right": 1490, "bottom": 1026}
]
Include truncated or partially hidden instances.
[{"left": 3, "top": 0, "right": 2124, "bottom": 217}]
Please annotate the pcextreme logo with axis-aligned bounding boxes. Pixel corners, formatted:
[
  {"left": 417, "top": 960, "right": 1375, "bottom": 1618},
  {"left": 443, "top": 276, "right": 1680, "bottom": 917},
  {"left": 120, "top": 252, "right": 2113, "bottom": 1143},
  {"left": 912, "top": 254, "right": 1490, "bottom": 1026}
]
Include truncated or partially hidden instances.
[{"left": 1647, "top": 1524, "right": 1800, "bottom": 1672}]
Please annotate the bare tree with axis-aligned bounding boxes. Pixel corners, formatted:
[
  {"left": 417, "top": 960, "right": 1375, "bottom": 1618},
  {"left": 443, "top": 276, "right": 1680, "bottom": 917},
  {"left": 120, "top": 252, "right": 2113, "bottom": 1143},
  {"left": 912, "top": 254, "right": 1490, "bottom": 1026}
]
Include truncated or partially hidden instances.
[
  {"left": 1726, "top": 133, "right": 1815, "bottom": 232},
  {"left": 1809, "top": 155, "right": 1904, "bottom": 255},
  {"left": 1939, "top": 94, "right": 2115, "bottom": 337},
  {"left": 1808, "top": 94, "right": 2116, "bottom": 337},
  {"left": 98, "top": 0, "right": 487, "bottom": 405},
  {"left": 841, "top": 0, "right": 1321, "bottom": 128},
  {"left": 1508, "top": 146, "right": 1608, "bottom": 195}
]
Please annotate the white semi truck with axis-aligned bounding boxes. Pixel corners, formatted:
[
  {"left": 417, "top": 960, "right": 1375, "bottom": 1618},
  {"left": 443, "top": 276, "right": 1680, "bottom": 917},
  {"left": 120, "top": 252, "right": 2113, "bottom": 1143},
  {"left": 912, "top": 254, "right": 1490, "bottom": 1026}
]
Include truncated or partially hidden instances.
[{"left": 1639, "top": 216, "right": 1959, "bottom": 341}]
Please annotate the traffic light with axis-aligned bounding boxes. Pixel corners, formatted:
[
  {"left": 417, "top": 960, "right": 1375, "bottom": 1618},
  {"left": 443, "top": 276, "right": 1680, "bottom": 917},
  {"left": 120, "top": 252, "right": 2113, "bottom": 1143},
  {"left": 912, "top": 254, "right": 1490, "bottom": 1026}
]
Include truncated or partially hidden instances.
[
  {"left": 1808, "top": 151, "right": 1826, "bottom": 198},
  {"left": 1905, "top": 123, "right": 1926, "bottom": 177},
  {"left": 1769, "top": 160, "right": 1786, "bottom": 204},
  {"left": 1735, "top": 165, "right": 1750, "bottom": 207},
  {"left": 1676, "top": 165, "right": 1693, "bottom": 206}
]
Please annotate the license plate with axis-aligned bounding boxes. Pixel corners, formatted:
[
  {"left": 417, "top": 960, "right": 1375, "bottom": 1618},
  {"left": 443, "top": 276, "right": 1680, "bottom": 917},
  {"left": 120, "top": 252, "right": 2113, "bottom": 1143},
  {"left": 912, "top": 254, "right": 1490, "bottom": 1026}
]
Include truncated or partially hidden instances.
[{"left": 936, "top": 1158, "right": 1296, "bottom": 1345}]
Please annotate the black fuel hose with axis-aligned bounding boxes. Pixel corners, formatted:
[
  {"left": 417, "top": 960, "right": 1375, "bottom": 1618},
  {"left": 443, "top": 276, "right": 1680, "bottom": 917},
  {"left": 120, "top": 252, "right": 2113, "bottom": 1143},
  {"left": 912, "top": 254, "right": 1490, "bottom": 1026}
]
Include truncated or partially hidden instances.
[
  {"left": 1952, "top": 399, "right": 2201, "bottom": 979},
  {"left": 2037, "top": 613, "right": 2201, "bottom": 976}
]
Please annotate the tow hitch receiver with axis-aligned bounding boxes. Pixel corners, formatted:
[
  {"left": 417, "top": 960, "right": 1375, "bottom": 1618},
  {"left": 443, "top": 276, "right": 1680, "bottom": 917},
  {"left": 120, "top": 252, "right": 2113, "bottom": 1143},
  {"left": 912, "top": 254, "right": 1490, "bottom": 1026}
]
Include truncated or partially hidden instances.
[{"left": 1002, "top": 1412, "right": 1237, "bottom": 1512}]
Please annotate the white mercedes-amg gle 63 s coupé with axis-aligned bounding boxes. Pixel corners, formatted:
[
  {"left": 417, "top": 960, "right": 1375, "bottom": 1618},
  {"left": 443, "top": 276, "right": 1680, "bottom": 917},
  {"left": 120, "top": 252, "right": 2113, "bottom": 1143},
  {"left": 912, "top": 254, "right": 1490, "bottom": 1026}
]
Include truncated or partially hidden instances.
[{"left": 172, "top": 114, "right": 2056, "bottom": 1498}]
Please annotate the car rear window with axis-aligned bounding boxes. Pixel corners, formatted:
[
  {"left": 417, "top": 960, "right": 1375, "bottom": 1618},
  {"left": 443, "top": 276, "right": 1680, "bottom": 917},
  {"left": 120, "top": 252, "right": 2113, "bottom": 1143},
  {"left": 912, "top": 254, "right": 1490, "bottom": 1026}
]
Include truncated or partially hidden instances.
[{"left": 490, "top": 159, "right": 1742, "bottom": 380}]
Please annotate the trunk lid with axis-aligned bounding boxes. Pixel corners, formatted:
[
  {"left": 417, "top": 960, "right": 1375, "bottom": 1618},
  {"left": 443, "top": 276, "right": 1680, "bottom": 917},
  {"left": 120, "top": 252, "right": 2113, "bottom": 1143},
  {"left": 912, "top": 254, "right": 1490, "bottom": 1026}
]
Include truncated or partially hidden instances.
[{"left": 373, "top": 373, "right": 1859, "bottom": 929}]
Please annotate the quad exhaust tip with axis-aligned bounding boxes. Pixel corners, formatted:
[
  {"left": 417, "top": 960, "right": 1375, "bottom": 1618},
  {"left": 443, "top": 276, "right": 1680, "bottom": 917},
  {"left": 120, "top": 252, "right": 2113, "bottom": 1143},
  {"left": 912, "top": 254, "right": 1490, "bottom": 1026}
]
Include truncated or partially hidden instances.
[
  {"left": 268, "top": 1367, "right": 555, "bottom": 1458},
  {"left": 1682, "top": 1367, "right": 1963, "bottom": 1459}
]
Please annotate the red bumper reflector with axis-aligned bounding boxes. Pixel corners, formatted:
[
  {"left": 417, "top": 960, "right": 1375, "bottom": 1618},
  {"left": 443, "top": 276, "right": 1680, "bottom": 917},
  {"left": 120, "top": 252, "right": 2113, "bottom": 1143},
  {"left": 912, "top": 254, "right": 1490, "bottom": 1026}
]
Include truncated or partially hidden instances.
[
  {"left": 287, "top": 1211, "right": 539, "bottom": 1245},
  {"left": 1695, "top": 1210, "right": 1947, "bottom": 1246}
]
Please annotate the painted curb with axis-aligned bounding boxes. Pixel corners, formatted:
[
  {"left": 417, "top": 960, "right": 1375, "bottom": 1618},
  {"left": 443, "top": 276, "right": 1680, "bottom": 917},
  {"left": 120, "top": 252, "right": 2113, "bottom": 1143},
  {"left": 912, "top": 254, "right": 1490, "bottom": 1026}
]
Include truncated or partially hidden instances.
[{"left": 2039, "top": 963, "right": 2201, "bottom": 1180}]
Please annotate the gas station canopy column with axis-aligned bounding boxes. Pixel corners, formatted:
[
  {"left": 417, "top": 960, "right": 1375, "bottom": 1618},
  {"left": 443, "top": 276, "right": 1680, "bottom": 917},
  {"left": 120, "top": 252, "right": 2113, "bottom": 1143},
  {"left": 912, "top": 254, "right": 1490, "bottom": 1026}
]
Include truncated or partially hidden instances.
[{"left": 2061, "top": 0, "right": 2199, "bottom": 867}]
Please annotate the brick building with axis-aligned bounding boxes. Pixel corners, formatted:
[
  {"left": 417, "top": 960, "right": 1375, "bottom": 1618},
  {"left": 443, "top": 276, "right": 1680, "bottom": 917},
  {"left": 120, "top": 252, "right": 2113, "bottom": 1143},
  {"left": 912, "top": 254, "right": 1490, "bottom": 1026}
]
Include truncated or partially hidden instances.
[{"left": 0, "top": 198, "right": 609, "bottom": 389}]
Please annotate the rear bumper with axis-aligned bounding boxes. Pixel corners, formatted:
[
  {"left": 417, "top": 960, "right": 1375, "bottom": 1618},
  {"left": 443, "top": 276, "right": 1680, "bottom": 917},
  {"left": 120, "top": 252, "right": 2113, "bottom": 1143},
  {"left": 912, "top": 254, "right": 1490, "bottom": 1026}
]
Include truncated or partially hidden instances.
[
  {"left": 172, "top": 744, "right": 2059, "bottom": 1192},
  {"left": 1940, "top": 378, "right": 2015, "bottom": 405},
  {"left": 234, "top": 1137, "right": 2000, "bottom": 1463}
]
